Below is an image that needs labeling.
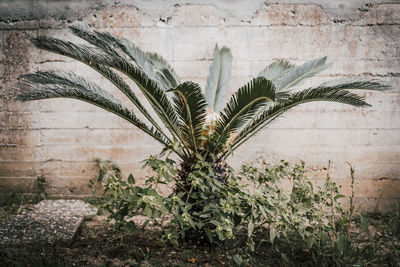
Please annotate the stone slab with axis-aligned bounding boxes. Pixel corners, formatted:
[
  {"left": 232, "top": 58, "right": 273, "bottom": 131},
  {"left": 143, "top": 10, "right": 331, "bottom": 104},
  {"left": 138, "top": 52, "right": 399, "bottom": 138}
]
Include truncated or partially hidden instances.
[{"left": 0, "top": 199, "right": 97, "bottom": 245}]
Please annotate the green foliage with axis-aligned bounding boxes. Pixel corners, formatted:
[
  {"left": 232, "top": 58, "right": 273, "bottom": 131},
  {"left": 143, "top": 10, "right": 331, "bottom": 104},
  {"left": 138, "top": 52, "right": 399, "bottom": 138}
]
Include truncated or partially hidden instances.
[
  {"left": 14, "top": 26, "right": 393, "bottom": 265},
  {"left": 15, "top": 26, "right": 388, "bottom": 163},
  {"left": 205, "top": 45, "right": 232, "bottom": 113},
  {"left": 93, "top": 155, "right": 391, "bottom": 266},
  {"left": 90, "top": 158, "right": 122, "bottom": 187},
  {"left": 388, "top": 202, "right": 400, "bottom": 238},
  {"left": 0, "top": 176, "right": 48, "bottom": 220},
  {"left": 35, "top": 175, "right": 48, "bottom": 200}
]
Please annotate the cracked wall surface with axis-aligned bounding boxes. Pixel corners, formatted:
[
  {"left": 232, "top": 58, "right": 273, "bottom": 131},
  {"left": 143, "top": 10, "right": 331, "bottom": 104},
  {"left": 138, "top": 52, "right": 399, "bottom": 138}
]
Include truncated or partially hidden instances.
[{"left": 0, "top": 0, "right": 399, "bottom": 212}]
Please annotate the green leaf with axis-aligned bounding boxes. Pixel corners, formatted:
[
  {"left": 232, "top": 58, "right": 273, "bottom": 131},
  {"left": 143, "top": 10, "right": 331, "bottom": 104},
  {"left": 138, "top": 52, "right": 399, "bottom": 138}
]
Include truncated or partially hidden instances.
[
  {"left": 170, "top": 236, "right": 179, "bottom": 247},
  {"left": 320, "top": 231, "right": 329, "bottom": 244},
  {"left": 124, "top": 221, "right": 136, "bottom": 232},
  {"left": 197, "top": 222, "right": 204, "bottom": 229},
  {"left": 258, "top": 60, "right": 295, "bottom": 81},
  {"left": 169, "top": 82, "right": 207, "bottom": 153},
  {"left": 127, "top": 174, "right": 136, "bottom": 185},
  {"left": 229, "top": 83, "right": 381, "bottom": 156},
  {"left": 248, "top": 220, "right": 254, "bottom": 238},
  {"left": 281, "top": 253, "right": 290, "bottom": 263},
  {"left": 205, "top": 45, "right": 233, "bottom": 113},
  {"left": 205, "top": 228, "right": 214, "bottom": 243},
  {"left": 27, "top": 34, "right": 172, "bottom": 144},
  {"left": 19, "top": 71, "right": 171, "bottom": 147},
  {"left": 153, "top": 210, "right": 162, "bottom": 219},
  {"left": 318, "top": 78, "right": 390, "bottom": 92},
  {"left": 274, "top": 57, "right": 330, "bottom": 91},
  {"left": 217, "top": 230, "right": 225, "bottom": 240},
  {"left": 270, "top": 226, "right": 276, "bottom": 244},
  {"left": 305, "top": 236, "right": 314, "bottom": 249},
  {"left": 211, "top": 77, "right": 276, "bottom": 152},
  {"left": 122, "top": 190, "right": 129, "bottom": 198},
  {"left": 69, "top": 26, "right": 180, "bottom": 91},
  {"left": 188, "top": 218, "right": 196, "bottom": 229},
  {"left": 210, "top": 220, "right": 220, "bottom": 226},
  {"left": 144, "top": 206, "right": 153, "bottom": 218},
  {"left": 334, "top": 235, "right": 350, "bottom": 256},
  {"left": 334, "top": 194, "right": 345, "bottom": 200},
  {"left": 27, "top": 33, "right": 186, "bottom": 158}
]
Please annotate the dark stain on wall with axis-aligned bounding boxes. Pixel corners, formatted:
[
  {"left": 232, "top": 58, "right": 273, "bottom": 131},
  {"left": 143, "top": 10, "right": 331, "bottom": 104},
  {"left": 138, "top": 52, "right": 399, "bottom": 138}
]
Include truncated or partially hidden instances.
[{"left": 2, "top": 31, "right": 30, "bottom": 85}]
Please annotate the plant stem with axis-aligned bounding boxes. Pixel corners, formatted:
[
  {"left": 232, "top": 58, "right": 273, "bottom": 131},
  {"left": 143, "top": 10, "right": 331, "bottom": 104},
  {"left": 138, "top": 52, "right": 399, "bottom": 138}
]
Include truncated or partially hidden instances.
[
  {"left": 185, "top": 185, "right": 194, "bottom": 205},
  {"left": 327, "top": 161, "right": 336, "bottom": 263},
  {"left": 346, "top": 162, "right": 355, "bottom": 238}
]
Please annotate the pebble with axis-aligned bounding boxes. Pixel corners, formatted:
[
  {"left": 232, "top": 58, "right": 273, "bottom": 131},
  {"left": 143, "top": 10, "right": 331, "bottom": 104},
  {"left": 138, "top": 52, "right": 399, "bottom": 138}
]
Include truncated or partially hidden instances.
[{"left": 0, "top": 199, "right": 97, "bottom": 245}]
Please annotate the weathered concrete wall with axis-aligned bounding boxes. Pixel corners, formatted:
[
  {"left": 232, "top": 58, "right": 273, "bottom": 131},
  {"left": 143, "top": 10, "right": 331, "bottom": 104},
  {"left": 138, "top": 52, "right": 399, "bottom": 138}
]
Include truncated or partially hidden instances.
[{"left": 0, "top": 0, "right": 399, "bottom": 212}]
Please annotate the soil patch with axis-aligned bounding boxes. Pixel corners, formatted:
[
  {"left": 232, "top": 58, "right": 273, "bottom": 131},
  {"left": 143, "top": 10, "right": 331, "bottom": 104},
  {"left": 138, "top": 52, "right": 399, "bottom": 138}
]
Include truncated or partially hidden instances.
[{"left": 0, "top": 207, "right": 399, "bottom": 266}]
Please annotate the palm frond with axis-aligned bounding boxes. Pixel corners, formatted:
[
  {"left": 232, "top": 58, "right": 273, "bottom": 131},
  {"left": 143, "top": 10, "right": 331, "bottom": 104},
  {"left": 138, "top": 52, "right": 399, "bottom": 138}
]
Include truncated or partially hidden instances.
[
  {"left": 249, "top": 60, "right": 295, "bottom": 129},
  {"left": 258, "top": 60, "right": 295, "bottom": 81},
  {"left": 92, "top": 63, "right": 153, "bottom": 121},
  {"left": 168, "top": 82, "right": 207, "bottom": 154},
  {"left": 99, "top": 33, "right": 180, "bottom": 90},
  {"left": 274, "top": 57, "right": 330, "bottom": 91},
  {"left": 28, "top": 35, "right": 185, "bottom": 152},
  {"left": 145, "top": 51, "right": 180, "bottom": 89},
  {"left": 107, "top": 59, "right": 185, "bottom": 149},
  {"left": 66, "top": 28, "right": 185, "bottom": 147},
  {"left": 205, "top": 45, "right": 233, "bottom": 113},
  {"left": 68, "top": 26, "right": 120, "bottom": 57},
  {"left": 117, "top": 39, "right": 153, "bottom": 73},
  {"left": 28, "top": 35, "right": 111, "bottom": 64},
  {"left": 152, "top": 66, "right": 179, "bottom": 91},
  {"left": 17, "top": 71, "right": 169, "bottom": 146},
  {"left": 227, "top": 85, "right": 381, "bottom": 157},
  {"left": 210, "top": 77, "right": 276, "bottom": 153},
  {"left": 108, "top": 35, "right": 180, "bottom": 90},
  {"left": 29, "top": 36, "right": 142, "bottom": 110},
  {"left": 316, "top": 78, "right": 391, "bottom": 91},
  {"left": 28, "top": 35, "right": 173, "bottom": 143},
  {"left": 69, "top": 26, "right": 180, "bottom": 90}
]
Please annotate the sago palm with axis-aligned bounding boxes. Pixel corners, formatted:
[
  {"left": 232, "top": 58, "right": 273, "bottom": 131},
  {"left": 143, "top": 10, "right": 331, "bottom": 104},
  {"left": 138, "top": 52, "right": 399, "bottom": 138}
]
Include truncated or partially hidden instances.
[{"left": 16, "top": 26, "right": 388, "bottom": 184}]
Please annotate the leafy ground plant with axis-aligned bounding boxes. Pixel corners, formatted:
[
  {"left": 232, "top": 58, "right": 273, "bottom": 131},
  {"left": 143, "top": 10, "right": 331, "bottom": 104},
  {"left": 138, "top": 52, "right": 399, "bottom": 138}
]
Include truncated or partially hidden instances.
[
  {"left": 94, "top": 157, "right": 399, "bottom": 266},
  {"left": 0, "top": 176, "right": 48, "bottom": 220},
  {"left": 1, "top": 161, "right": 398, "bottom": 266},
  {"left": 14, "top": 26, "right": 389, "bottom": 242}
]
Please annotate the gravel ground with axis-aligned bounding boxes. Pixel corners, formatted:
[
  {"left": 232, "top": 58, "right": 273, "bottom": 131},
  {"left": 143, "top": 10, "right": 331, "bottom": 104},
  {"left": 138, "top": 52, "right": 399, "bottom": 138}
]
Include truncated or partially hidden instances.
[{"left": 0, "top": 199, "right": 97, "bottom": 245}]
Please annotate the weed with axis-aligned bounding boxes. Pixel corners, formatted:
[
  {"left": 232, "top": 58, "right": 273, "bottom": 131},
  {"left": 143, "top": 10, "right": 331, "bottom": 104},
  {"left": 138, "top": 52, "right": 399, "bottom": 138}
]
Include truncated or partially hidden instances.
[{"left": 0, "top": 176, "right": 48, "bottom": 220}]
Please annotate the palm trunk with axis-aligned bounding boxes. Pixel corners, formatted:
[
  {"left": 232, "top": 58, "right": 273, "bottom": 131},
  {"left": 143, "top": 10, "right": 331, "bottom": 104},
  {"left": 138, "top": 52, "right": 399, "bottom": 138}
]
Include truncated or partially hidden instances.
[{"left": 175, "top": 158, "right": 230, "bottom": 243}]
